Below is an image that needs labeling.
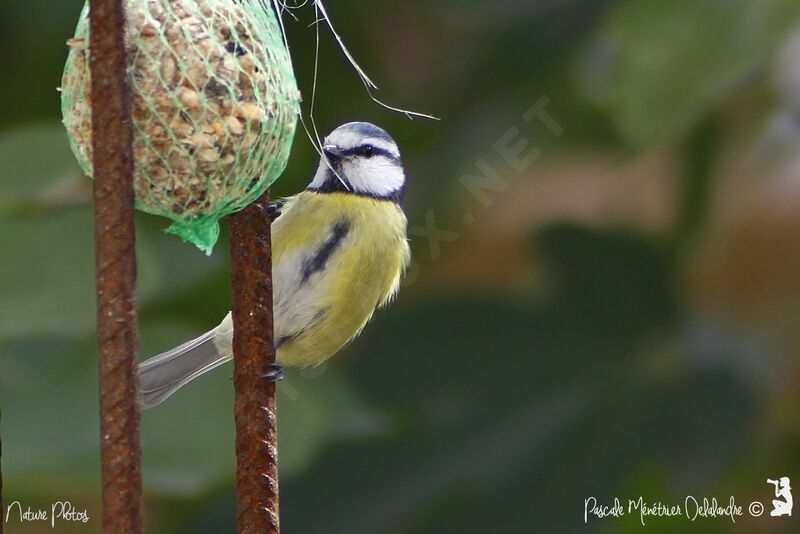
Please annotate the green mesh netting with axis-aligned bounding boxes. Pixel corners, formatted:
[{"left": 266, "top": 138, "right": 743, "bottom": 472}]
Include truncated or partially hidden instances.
[{"left": 61, "top": 0, "right": 300, "bottom": 254}]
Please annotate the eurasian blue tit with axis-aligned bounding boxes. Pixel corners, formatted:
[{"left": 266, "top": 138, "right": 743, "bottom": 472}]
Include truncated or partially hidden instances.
[{"left": 139, "top": 122, "right": 410, "bottom": 408}]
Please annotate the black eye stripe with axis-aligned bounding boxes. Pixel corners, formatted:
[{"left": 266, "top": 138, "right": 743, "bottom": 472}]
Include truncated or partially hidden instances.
[{"left": 340, "top": 145, "right": 400, "bottom": 162}]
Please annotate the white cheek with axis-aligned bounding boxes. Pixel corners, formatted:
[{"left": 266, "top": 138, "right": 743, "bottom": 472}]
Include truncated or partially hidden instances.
[{"left": 345, "top": 158, "right": 405, "bottom": 197}]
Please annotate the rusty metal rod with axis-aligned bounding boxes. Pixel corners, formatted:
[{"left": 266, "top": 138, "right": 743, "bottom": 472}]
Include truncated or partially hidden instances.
[
  {"left": 230, "top": 192, "right": 280, "bottom": 533},
  {"left": 89, "top": 0, "right": 143, "bottom": 532}
]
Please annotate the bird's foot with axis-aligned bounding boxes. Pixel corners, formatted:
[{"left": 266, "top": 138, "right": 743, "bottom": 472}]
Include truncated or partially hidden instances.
[{"left": 260, "top": 363, "right": 284, "bottom": 383}]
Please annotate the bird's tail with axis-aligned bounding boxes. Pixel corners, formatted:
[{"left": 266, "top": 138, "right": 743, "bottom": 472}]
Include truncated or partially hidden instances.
[{"left": 138, "top": 314, "right": 233, "bottom": 409}]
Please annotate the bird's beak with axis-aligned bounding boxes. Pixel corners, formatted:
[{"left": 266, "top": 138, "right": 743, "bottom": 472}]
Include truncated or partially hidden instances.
[{"left": 323, "top": 144, "right": 344, "bottom": 161}]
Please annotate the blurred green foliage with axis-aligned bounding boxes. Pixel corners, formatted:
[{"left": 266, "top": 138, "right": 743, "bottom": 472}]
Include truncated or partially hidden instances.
[
  {"left": 604, "top": 0, "right": 800, "bottom": 146},
  {"left": 2, "top": 0, "right": 800, "bottom": 532}
]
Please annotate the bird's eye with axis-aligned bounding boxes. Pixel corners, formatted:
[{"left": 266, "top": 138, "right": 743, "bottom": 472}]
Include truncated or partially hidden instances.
[{"left": 363, "top": 145, "right": 375, "bottom": 158}]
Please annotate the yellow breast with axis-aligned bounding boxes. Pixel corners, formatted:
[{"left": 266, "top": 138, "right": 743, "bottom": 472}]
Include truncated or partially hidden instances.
[{"left": 271, "top": 191, "right": 410, "bottom": 367}]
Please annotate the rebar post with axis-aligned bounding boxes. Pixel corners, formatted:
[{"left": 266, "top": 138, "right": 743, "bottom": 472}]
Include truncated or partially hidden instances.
[
  {"left": 89, "top": 0, "right": 143, "bottom": 531},
  {"left": 230, "top": 192, "right": 280, "bottom": 533}
]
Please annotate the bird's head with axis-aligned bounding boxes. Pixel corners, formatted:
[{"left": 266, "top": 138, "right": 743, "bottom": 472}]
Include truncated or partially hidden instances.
[{"left": 308, "top": 122, "right": 405, "bottom": 203}]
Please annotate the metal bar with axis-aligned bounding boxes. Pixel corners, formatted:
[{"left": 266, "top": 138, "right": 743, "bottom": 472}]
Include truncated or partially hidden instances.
[
  {"left": 230, "top": 192, "right": 280, "bottom": 533},
  {"left": 88, "top": 0, "right": 143, "bottom": 532}
]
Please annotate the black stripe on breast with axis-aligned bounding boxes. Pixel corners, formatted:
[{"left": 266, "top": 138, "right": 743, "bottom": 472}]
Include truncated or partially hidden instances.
[{"left": 301, "top": 220, "right": 351, "bottom": 284}]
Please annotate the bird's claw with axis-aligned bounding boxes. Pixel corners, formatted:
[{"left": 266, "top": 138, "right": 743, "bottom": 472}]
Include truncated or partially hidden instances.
[
  {"left": 228, "top": 363, "right": 284, "bottom": 382},
  {"left": 260, "top": 363, "right": 284, "bottom": 383}
]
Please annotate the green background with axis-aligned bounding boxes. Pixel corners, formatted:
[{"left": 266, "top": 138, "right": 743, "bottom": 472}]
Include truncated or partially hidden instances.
[{"left": 2, "top": 0, "right": 800, "bottom": 532}]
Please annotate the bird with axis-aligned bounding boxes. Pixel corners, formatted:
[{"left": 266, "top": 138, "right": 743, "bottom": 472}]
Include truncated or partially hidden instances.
[{"left": 138, "top": 122, "right": 411, "bottom": 408}]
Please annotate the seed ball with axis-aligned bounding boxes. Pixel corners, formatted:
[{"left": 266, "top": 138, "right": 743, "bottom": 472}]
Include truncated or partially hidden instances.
[{"left": 61, "top": 0, "right": 300, "bottom": 226}]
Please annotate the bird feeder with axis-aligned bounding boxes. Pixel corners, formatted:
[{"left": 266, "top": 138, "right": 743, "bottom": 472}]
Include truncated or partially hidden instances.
[{"left": 61, "top": 0, "right": 300, "bottom": 254}]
